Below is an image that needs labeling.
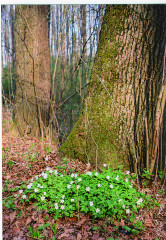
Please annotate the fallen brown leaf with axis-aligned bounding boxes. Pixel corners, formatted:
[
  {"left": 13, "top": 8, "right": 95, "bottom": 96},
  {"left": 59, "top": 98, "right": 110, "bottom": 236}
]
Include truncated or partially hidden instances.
[
  {"left": 10, "top": 212, "right": 17, "bottom": 224},
  {"left": 76, "top": 217, "right": 87, "bottom": 226},
  {"left": 13, "top": 225, "right": 21, "bottom": 234},
  {"left": 57, "top": 232, "right": 69, "bottom": 239},
  {"left": 144, "top": 217, "right": 155, "bottom": 227},
  {"left": 25, "top": 217, "right": 32, "bottom": 225},
  {"left": 91, "top": 233, "right": 100, "bottom": 239},
  {"left": 76, "top": 232, "right": 82, "bottom": 240}
]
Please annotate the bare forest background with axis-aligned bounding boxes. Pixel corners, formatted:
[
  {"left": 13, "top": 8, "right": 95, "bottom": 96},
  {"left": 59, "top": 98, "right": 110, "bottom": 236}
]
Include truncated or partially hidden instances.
[{"left": 1, "top": 4, "right": 105, "bottom": 144}]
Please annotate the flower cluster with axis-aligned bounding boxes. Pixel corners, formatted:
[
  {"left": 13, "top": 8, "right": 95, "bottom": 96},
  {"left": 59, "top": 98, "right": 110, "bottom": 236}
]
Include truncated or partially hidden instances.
[
  {"left": 71, "top": 173, "right": 77, "bottom": 178},
  {"left": 86, "top": 172, "right": 92, "bottom": 176},
  {"left": 18, "top": 165, "right": 149, "bottom": 222},
  {"left": 136, "top": 198, "right": 143, "bottom": 205},
  {"left": 19, "top": 189, "right": 26, "bottom": 199}
]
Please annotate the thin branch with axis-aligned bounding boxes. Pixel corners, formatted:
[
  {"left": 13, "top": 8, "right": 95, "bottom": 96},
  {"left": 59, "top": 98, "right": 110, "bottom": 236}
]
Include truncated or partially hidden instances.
[{"left": 58, "top": 83, "right": 90, "bottom": 109}]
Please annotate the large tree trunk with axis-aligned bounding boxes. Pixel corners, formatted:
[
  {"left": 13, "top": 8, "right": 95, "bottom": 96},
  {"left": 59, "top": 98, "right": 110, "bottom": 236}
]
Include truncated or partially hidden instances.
[
  {"left": 60, "top": 5, "right": 166, "bottom": 172},
  {"left": 13, "top": 5, "right": 52, "bottom": 138}
]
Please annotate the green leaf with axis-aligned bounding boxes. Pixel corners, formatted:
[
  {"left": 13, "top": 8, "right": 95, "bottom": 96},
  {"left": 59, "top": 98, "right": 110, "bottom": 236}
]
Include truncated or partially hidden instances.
[
  {"left": 131, "top": 229, "right": 139, "bottom": 234},
  {"left": 155, "top": 201, "right": 161, "bottom": 207},
  {"left": 122, "top": 226, "right": 131, "bottom": 232},
  {"left": 132, "top": 205, "right": 138, "bottom": 212},
  {"left": 92, "top": 227, "right": 98, "bottom": 230}
]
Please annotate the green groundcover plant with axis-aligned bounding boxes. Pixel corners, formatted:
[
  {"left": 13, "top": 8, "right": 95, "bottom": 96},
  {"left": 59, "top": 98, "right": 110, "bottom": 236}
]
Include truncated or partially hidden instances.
[{"left": 18, "top": 161, "right": 154, "bottom": 222}]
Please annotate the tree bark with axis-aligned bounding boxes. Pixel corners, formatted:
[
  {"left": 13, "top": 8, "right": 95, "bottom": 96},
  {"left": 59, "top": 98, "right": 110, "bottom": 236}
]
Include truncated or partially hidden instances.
[
  {"left": 13, "top": 5, "right": 52, "bottom": 138},
  {"left": 60, "top": 5, "right": 166, "bottom": 172}
]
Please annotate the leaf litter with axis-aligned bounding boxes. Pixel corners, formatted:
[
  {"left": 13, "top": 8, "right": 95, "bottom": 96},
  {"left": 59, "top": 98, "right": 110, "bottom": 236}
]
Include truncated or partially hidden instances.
[{"left": 2, "top": 107, "right": 166, "bottom": 239}]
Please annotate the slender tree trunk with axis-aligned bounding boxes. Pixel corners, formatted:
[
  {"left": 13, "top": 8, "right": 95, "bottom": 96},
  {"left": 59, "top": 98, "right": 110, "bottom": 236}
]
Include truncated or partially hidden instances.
[
  {"left": 66, "top": 5, "right": 69, "bottom": 63},
  {"left": 81, "top": 5, "right": 87, "bottom": 60},
  {"left": 56, "top": 5, "right": 59, "bottom": 55},
  {"left": 10, "top": 5, "right": 15, "bottom": 67},
  {"left": 13, "top": 5, "right": 52, "bottom": 138},
  {"left": 60, "top": 5, "right": 166, "bottom": 172}
]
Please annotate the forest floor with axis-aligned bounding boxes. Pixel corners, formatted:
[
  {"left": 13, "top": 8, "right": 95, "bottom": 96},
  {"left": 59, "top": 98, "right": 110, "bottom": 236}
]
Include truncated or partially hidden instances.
[{"left": 2, "top": 107, "right": 166, "bottom": 240}]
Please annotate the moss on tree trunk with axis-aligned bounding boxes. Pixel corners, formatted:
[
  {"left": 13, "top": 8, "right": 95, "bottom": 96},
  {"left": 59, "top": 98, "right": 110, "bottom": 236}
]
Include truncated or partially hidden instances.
[{"left": 60, "top": 5, "right": 166, "bottom": 171}]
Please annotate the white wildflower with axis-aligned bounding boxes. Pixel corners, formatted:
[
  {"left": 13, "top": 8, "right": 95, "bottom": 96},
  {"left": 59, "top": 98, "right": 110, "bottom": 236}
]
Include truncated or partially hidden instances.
[
  {"left": 41, "top": 196, "right": 45, "bottom": 201},
  {"left": 62, "top": 195, "right": 65, "bottom": 199},
  {"left": 41, "top": 172, "right": 45, "bottom": 176},
  {"left": 118, "top": 199, "right": 122, "bottom": 203},
  {"left": 136, "top": 198, "right": 143, "bottom": 205},
  {"left": 35, "top": 175, "right": 39, "bottom": 180},
  {"left": 54, "top": 170, "right": 58, "bottom": 175},
  {"left": 34, "top": 188, "right": 39, "bottom": 193},
  {"left": 43, "top": 173, "right": 47, "bottom": 179},
  {"left": 22, "top": 195, "right": 26, "bottom": 199},
  {"left": 61, "top": 205, "right": 65, "bottom": 210},
  {"left": 60, "top": 199, "right": 64, "bottom": 203},
  {"left": 129, "top": 185, "right": 133, "bottom": 188},
  {"left": 78, "top": 178, "right": 82, "bottom": 182},
  {"left": 103, "top": 164, "right": 107, "bottom": 167},
  {"left": 110, "top": 184, "right": 113, "bottom": 189},
  {"left": 46, "top": 167, "right": 50, "bottom": 171},
  {"left": 74, "top": 174, "right": 77, "bottom": 178},
  {"left": 71, "top": 173, "right": 75, "bottom": 178},
  {"left": 126, "top": 209, "right": 130, "bottom": 214},
  {"left": 31, "top": 178, "right": 34, "bottom": 182},
  {"left": 125, "top": 178, "right": 129, "bottom": 183},
  {"left": 44, "top": 192, "right": 46, "bottom": 195},
  {"left": 76, "top": 185, "right": 80, "bottom": 189},
  {"left": 115, "top": 175, "right": 119, "bottom": 181},
  {"left": 89, "top": 201, "right": 94, "bottom": 206},
  {"left": 60, "top": 174, "right": 64, "bottom": 177},
  {"left": 106, "top": 176, "right": 110, "bottom": 180},
  {"left": 40, "top": 186, "right": 44, "bottom": 189},
  {"left": 95, "top": 172, "right": 99, "bottom": 176},
  {"left": 96, "top": 208, "right": 100, "bottom": 213},
  {"left": 49, "top": 169, "right": 53, "bottom": 174},
  {"left": 67, "top": 184, "right": 71, "bottom": 189},
  {"left": 86, "top": 187, "right": 90, "bottom": 192},
  {"left": 37, "top": 184, "right": 41, "bottom": 187},
  {"left": 71, "top": 199, "right": 75, "bottom": 202},
  {"left": 122, "top": 204, "right": 125, "bottom": 209},
  {"left": 86, "top": 172, "right": 92, "bottom": 176},
  {"left": 98, "top": 184, "right": 101, "bottom": 187},
  {"left": 54, "top": 203, "right": 59, "bottom": 209},
  {"left": 70, "top": 181, "right": 74, "bottom": 184},
  {"left": 27, "top": 184, "right": 32, "bottom": 189},
  {"left": 126, "top": 171, "right": 130, "bottom": 175},
  {"left": 19, "top": 189, "right": 23, "bottom": 194}
]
